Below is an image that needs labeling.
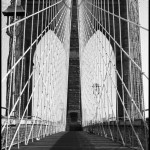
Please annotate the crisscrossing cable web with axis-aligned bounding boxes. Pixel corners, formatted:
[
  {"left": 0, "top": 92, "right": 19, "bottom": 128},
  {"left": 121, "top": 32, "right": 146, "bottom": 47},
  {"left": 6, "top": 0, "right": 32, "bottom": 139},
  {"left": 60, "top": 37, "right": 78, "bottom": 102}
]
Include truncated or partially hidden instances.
[
  {"left": 1, "top": 0, "right": 71, "bottom": 149},
  {"left": 1, "top": 0, "right": 149, "bottom": 150},
  {"left": 78, "top": 0, "right": 149, "bottom": 149}
]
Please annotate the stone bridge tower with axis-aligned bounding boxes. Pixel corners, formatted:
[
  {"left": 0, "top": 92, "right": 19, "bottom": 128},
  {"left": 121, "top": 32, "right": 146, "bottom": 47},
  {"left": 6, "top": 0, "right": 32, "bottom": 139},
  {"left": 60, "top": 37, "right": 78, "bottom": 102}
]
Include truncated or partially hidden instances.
[
  {"left": 4, "top": 0, "right": 143, "bottom": 124},
  {"left": 66, "top": 0, "right": 82, "bottom": 131}
]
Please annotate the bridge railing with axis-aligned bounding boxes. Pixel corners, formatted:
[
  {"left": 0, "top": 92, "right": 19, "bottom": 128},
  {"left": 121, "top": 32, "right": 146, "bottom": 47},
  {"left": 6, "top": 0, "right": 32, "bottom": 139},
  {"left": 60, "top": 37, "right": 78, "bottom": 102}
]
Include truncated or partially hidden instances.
[
  {"left": 1, "top": 0, "right": 71, "bottom": 149},
  {"left": 83, "top": 118, "right": 149, "bottom": 150},
  {"left": 1, "top": 116, "right": 64, "bottom": 149},
  {"left": 78, "top": 0, "right": 149, "bottom": 149}
]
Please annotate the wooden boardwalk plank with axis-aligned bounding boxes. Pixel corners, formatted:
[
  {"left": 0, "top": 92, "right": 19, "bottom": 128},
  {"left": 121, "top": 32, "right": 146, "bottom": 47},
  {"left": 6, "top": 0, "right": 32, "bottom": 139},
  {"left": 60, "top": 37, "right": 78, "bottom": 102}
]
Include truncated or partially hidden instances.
[{"left": 11, "top": 131, "right": 132, "bottom": 150}]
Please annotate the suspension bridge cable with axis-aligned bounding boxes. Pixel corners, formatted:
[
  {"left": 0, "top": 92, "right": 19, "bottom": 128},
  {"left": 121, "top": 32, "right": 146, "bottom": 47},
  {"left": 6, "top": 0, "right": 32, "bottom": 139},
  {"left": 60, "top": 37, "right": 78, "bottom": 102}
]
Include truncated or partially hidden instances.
[
  {"left": 2, "top": 0, "right": 71, "bottom": 149},
  {"left": 78, "top": 0, "right": 148, "bottom": 149}
]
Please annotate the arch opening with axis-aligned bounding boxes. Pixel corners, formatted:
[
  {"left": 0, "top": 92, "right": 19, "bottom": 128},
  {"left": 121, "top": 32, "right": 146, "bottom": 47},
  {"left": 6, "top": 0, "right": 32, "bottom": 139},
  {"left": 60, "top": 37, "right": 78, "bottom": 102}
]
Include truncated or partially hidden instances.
[
  {"left": 80, "top": 30, "right": 117, "bottom": 126},
  {"left": 32, "top": 30, "right": 68, "bottom": 131}
]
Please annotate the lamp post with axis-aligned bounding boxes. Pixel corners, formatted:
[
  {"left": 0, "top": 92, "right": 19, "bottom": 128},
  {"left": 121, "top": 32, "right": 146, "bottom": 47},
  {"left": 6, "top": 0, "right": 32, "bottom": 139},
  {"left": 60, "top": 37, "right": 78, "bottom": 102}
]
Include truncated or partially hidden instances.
[
  {"left": 2, "top": 0, "right": 25, "bottom": 117},
  {"left": 92, "top": 83, "right": 100, "bottom": 123}
]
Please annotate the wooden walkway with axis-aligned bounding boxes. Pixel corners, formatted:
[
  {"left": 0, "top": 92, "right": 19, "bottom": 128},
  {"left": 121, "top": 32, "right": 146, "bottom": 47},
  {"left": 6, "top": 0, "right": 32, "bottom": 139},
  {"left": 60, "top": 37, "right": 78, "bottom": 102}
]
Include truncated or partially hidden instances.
[{"left": 11, "top": 131, "right": 132, "bottom": 150}]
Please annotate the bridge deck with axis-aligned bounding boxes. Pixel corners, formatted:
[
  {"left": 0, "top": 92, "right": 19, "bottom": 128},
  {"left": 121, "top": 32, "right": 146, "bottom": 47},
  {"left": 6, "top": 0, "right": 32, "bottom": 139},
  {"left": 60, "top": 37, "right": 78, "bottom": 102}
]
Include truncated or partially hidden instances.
[{"left": 11, "top": 132, "right": 132, "bottom": 150}]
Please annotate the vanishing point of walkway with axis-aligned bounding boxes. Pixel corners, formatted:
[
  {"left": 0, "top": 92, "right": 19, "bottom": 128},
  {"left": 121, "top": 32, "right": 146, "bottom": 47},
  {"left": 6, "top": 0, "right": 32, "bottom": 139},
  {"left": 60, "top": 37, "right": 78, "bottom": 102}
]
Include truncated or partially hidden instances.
[{"left": 11, "top": 132, "right": 132, "bottom": 150}]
